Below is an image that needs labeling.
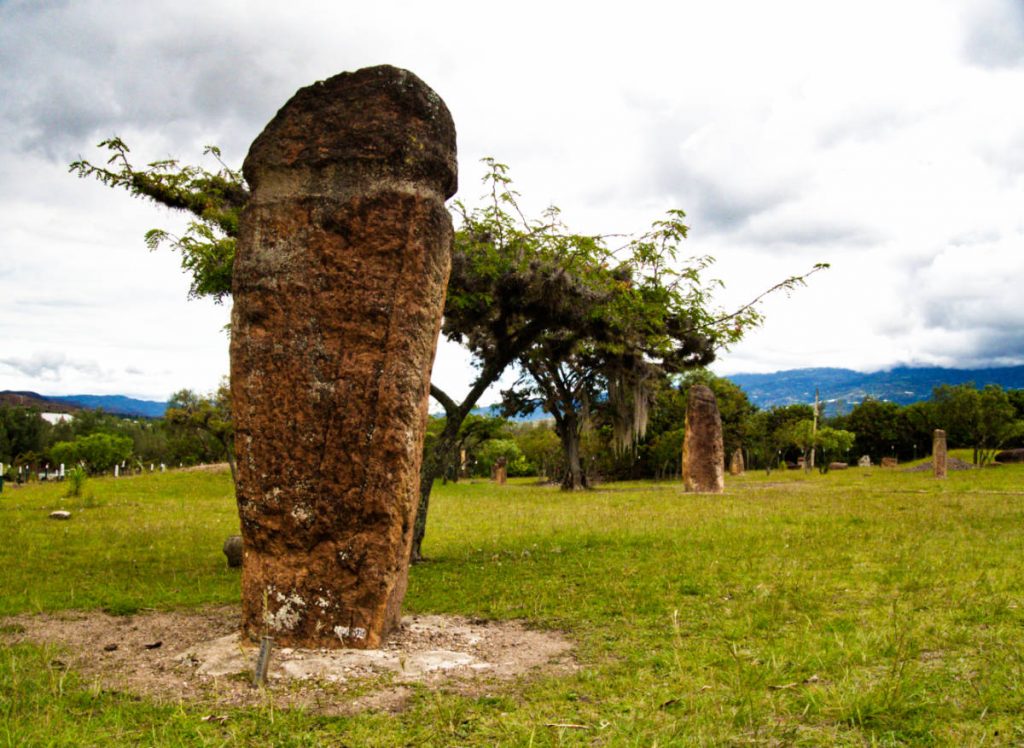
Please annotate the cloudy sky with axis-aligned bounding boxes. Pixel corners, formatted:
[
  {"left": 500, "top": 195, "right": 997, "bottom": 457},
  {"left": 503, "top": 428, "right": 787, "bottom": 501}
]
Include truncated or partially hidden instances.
[{"left": 1, "top": 0, "right": 1022, "bottom": 404}]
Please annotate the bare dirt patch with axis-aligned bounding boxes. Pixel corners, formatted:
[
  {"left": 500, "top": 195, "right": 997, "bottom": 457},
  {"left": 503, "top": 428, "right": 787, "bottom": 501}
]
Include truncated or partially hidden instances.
[
  {"left": 904, "top": 457, "right": 976, "bottom": 472},
  {"left": 1, "top": 605, "right": 575, "bottom": 715}
]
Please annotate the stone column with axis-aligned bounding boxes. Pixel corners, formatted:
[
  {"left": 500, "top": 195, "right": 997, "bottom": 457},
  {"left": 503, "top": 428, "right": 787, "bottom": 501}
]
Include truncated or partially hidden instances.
[
  {"left": 933, "top": 429, "right": 947, "bottom": 479},
  {"left": 493, "top": 457, "right": 508, "bottom": 485},
  {"left": 231, "top": 65, "right": 457, "bottom": 649},
  {"left": 728, "top": 448, "right": 745, "bottom": 476},
  {"left": 682, "top": 385, "right": 725, "bottom": 493}
]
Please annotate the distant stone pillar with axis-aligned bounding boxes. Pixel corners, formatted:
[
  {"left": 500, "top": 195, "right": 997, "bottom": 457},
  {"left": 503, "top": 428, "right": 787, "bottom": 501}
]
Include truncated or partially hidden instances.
[
  {"left": 682, "top": 385, "right": 725, "bottom": 493},
  {"left": 493, "top": 457, "right": 508, "bottom": 485},
  {"left": 729, "top": 448, "right": 745, "bottom": 476},
  {"left": 231, "top": 65, "right": 457, "bottom": 649},
  {"left": 933, "top": 429, "right": 947, "bottom": 479}
]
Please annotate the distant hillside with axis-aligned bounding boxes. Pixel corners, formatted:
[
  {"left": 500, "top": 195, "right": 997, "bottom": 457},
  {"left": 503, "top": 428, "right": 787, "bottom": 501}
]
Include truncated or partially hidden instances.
[
  {"left": 0, "top": 391, "right": 80, "bottom": 413},
  {"left": 0, "top": 391, "right": 168, "bottom": 418},
  {"left": 726, "top": 365, "right": 1024, "bottom": 413}
]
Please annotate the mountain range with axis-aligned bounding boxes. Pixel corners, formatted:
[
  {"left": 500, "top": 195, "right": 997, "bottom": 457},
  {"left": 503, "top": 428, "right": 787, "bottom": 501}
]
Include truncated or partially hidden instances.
[
  {"left": 726, "top": 365, "right": 1024, "bottom": 413},
  {"left": 4, "top": 364, "right": 1024, "bottom": 421},
  {"left": 0, "top": 391, "right": 168, "bottom": 418}
]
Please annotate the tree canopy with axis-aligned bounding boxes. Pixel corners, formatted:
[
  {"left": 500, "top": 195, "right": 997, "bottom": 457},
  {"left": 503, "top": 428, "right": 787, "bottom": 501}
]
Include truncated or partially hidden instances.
[
  {"left": 71, "top": 140, "right": 827, "bottom": 549},
  {"left": 70, "top": 138, "right": 245, "bottom": 302}
]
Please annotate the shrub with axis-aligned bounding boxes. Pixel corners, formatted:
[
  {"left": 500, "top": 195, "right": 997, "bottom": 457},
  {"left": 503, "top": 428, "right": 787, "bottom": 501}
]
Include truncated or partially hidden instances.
[{"left": 64, "top": 466, "right": 87, "bottom": 498}]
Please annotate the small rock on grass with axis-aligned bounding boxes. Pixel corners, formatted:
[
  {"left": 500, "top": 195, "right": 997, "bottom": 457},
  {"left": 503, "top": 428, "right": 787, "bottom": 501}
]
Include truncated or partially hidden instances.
[
  {"left": 223, "top": 535, "right": 243, "bottom": 568},
  {"left": 49, "top": 511, "right": 71, "bottom": 520}
]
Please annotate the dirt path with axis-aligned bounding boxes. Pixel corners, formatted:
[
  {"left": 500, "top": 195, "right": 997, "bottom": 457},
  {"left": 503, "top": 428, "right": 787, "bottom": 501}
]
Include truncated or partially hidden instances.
[{"left": 1, "top": 605, "right": 575, "bottom": 715}]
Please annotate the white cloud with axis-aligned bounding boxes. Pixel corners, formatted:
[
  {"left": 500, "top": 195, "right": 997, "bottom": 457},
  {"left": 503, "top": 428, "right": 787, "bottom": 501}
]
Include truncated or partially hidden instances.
[{"left": 0, "top": 0, "right": 1022, "bottom": 403}]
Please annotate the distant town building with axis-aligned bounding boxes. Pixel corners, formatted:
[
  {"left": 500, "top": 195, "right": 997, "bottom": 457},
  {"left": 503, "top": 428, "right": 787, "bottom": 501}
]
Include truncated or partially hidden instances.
[{"left": 40, "top": 412, "right": 74, "bottom": 425}]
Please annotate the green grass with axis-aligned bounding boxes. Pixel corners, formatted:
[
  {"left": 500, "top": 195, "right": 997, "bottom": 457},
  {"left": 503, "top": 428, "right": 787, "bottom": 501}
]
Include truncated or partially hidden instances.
[{"left": 2, "top": 464, "right": 1024, "bottom": 745}]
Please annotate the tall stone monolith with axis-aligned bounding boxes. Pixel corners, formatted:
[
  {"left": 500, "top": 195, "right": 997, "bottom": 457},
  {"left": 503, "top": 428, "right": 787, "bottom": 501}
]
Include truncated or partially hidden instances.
[
  {"left": 933, "top": 429, "right": 947, "bottom": 479},
  {"left": 230, "top": 65, "right": 457, "bottom": 649},
  {"left": 682, "top": 385, "right": 725, "bottom": 493}
]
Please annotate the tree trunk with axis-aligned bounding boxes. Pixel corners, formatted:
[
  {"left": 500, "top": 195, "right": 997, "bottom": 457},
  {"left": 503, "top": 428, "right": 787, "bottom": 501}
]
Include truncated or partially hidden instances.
[
  {"left": 558, "top": 413, "right": 588, "bottom": 490},
  {"left": 410, "top": 323, "right": 550, "bottom": 561},
  {"left": 225, "top": 448, "right": 237, "bottom": 485},
  {"left": 411, "top": 420, "right": 459, "bottom": 562}
]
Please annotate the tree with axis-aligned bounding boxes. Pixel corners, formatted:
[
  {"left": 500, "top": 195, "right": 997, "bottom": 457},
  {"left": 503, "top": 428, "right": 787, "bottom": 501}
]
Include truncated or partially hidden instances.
[
  {"left": 502, "top": 213, "right": 826, "bottom": 490},
  {"left": 426, "top": 413, "right": 508, "bottom": 482},
  {"left": 629, "top": 372, "right": 755, "bottom": 480},
  {"left": 49, "top": 433, "right": 133, "bottom": 474},
  {"left": 165, "top": 381, "right": 236, "bottom": 481},
  {"left": 846, "top": 398, "right": 902, "bottom": 462},
  {"left": 745, "top": 404, "right": 815, "bottom": 472},
  {"left": 776, "top": 419, "right": 816, "bottom": 470},
  {"left": 70, "top": 138, "right": 244, "bottom": 301},
  {"left": 813, "top": 426, "right": 856, "bottom": 471},
  {"left": 72, "top": 142, "right": 826, "bottom": 550},
  {"left": 71, "top": 145, "right": 634, "bottom": 558},
  {"left": 512, "top": 422, "right": 563, "bottom": 481},
  {"left": 932, "top": 383, "right": 1021, "bottom": 466},
  {"left": 415, "top": 160, "right": 652, "bottom": 554},
  {"left": 1007, "top": 388, "right": 1024, "bottom": 421},
  {"left": 0, "top": 406, "right": 48, "bottom": 465},
  {"left": 474, "top": 438, "right": 527, "bottom": 478}
]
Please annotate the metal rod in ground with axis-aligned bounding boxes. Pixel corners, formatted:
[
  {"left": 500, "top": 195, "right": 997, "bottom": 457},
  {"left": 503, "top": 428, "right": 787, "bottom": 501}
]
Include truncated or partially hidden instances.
[{"left": 252, "top": 636, "right": 274, "bottom": 687}]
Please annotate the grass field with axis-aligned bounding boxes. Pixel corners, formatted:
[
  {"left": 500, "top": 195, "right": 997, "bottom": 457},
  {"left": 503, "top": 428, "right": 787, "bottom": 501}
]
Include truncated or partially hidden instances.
[{"left": 2, "top": 458, "right": 1023, "bottom": 745}]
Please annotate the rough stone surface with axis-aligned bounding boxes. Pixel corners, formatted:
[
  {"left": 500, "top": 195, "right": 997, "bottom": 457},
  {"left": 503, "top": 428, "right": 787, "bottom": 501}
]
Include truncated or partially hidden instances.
[
  {"left": 880, "top": 457, "right": 898, "bottom": 468},
  {"left": 994, "top": 448, "right": 1024, "bottom": 463},
  {"left": 858, "top": 455, "right": 872, "bottom": 468},
  {"left": 230, "top": 65, "right": 457, "bottom": 649},
  {"left": 933, "top": 429, "right": 948, "bottom": 478},
  {"left": 828, "top": 462, "right": 849, "bottom": 471},
  {"left": 682, "top": 385, "right": 725, "bottom": 493},
  {"left": 728, "top": 448, "right": 745, "bottom": 476},
  {"left": 223, "top": 535, "right": 243, "bottom": 568}
]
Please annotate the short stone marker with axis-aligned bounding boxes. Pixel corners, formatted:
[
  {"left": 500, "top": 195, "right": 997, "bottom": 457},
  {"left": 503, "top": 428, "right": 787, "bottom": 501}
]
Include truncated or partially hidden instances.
[
  {"left": 49, "top": 511, "right": 71, "bottom": 520},
  {"left": 728, "top": 448, "right": 745, "bottom": 476},
  {"left": 230, "top": 65, "right": 457, "bottom": 649},
  {"left": 682, "top": 385, "right": 724, "bottom": 493},
  {"left": 933, "top": 429, "right": 947, "bottom": 479},
  {"left": 880, "top": 457, "right": 898, "bottom": 468},
  {"left": 858, "top": 455, "right": 872, "bottom": 468},
  {"left": 492, "top": 456, "right": 508, "bottom": 485},
  {"left": 223, "top": 535, "right": 243, "bottom": 568}
]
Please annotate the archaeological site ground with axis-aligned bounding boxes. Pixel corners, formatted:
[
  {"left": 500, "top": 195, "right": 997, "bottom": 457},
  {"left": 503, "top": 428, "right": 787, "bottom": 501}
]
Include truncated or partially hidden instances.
[{"left": 2, "top": 459, "right": 1023, "bottom": 745}]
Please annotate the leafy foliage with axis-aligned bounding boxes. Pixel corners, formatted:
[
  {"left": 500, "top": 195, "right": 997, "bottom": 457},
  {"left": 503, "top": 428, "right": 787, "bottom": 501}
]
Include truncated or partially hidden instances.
[
  {"left": 64, "top": 466, "right": 87, "bottom": 498},
  {"left": 70, "top": 138, "right": 245, "bottom": 301},
  {"left": 164, "top": 381, "right": 236, "bottom": 480},
  {"left": 931, "top": 383, "right": 1022, "bottom": 465},
  {"left": 48, "top": 433, "right": 133, "bottom": 475},
  {"left": 501, "top": 208, "right": 826, "bottom": 488}
]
